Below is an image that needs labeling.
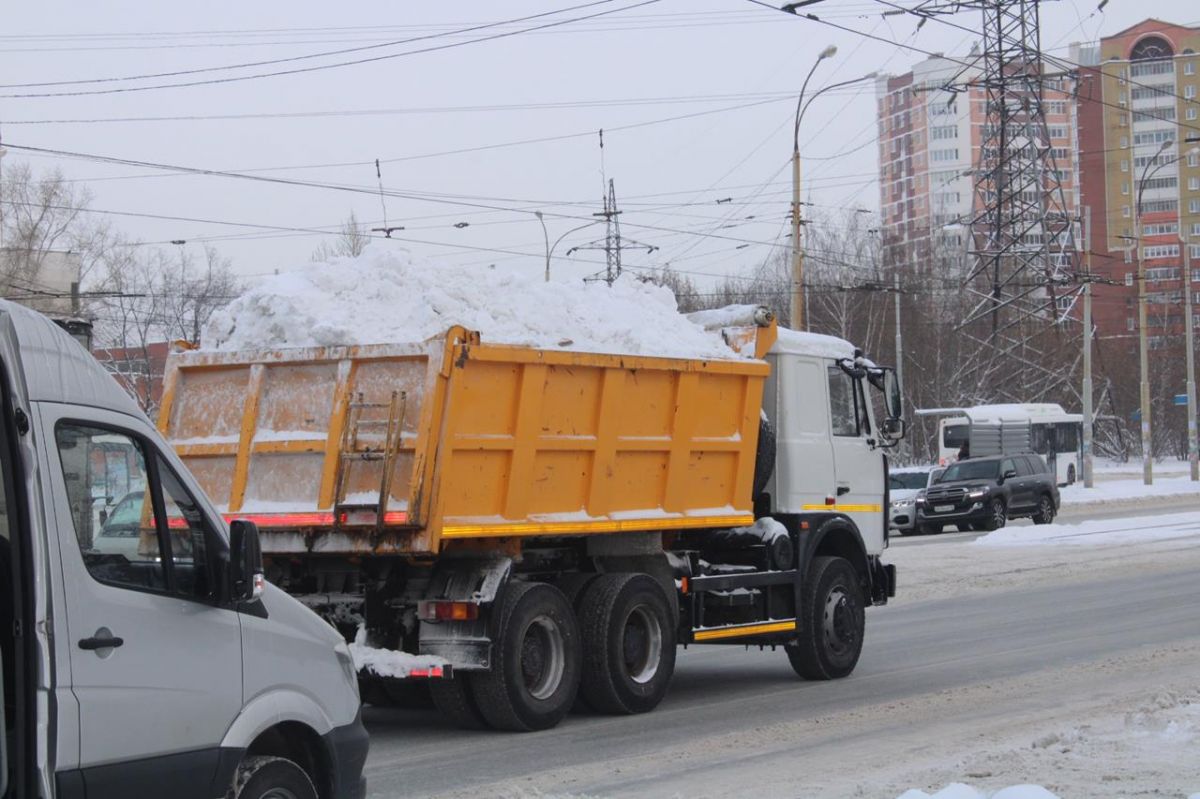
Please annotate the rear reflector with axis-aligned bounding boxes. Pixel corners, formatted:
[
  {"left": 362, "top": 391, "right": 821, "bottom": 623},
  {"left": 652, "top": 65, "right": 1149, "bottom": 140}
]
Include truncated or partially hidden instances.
[
  {"left": 408, "top": 666, "right": 446, "bottom": 679},
  {"left": 222, "top": 510, "right": 409, "bottom": 528},
  {"left": 417, "top": 600, "right": 480, "bottom": 622}
]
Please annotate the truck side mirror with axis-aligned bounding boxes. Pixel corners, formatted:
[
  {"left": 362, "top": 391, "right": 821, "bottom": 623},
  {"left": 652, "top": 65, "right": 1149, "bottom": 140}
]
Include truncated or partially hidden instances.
[
  {"left": 229, "top": 519, "right": 264, "bottom": 602},
  {"left": 883, "top": 417, "right": 906, "bottom": 439}
]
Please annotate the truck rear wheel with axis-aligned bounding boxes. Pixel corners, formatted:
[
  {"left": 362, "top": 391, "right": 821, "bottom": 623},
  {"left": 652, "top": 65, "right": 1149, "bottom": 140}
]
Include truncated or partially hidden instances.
[
  {"left": 469, "top": 581, "right": 581, "bottom": 732},
  {"left": 785, "top": 556, "right": 864, "bottom": 680},
  {"left": 429, "top": 676, "right": 489, "bottom": 730},
  {"left": 577, "top": 573, "right": 676, "bottom": 715}
]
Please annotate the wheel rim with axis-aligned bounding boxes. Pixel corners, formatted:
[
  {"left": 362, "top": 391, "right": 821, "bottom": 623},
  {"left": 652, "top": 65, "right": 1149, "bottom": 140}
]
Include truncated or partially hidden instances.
[
  {"left": 992, "top": 501, "right": 1006, "bottom": 528},
  {"left": 520, "top": 615, "right": 566, "bottom": 701},
  {"left": 261, "top": 790, "right": 300, "bottom": 799},
  {"left": 822, "top": 586, "right": 858, "bottom": 656},
  {"left": 1040, "top": 497, "right": 1053, "bottom": 520},
  {"left": 621, "top": 605, "right": 663, "bottom": 685}
]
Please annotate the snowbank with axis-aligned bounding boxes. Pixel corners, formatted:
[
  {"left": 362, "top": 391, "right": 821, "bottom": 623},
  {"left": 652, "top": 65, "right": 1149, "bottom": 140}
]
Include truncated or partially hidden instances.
[
  {"left": 348, "top": 625, "right": 446, "bottom": 679},
  {"left": 1060, "top": 474, "right": 1200, "bottom": 507},
  {"left": 973, "top": 510, "right": 1200, "bottom": 548},
  {"left": 772, "top": 326, "right": 856, "bottom": 359},
  {"left": 204, "top": 247, "right": 735, "bottom": 359},
  {"left": 896, "top": 786, "right": 1058, "bottom": 799}
]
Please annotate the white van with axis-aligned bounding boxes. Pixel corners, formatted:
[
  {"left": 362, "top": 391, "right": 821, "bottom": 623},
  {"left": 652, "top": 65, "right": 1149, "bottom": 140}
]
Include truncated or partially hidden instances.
[{"left": 0, "top": 300, "right": 367, "bottom": 799}]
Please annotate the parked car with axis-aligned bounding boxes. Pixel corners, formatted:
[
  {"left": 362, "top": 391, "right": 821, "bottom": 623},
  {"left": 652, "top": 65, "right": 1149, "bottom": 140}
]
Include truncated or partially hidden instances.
[
  {"left": 888, "top": 467, "right": 939, "bottom": 535},
  {"left": 0, "top": 300, "right": 367, "bottom": 799},
  {"left": 915, "top": 453, "right": 1059, "bottom": 534}
]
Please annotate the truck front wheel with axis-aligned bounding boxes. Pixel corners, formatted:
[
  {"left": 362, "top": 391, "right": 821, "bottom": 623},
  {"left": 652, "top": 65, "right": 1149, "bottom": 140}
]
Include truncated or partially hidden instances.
[
  {"left": 469, "top": 581, "right": 581, "bottom": 732},
  {"left": 786, "top": 556, "right": 865, "bottom": 680},
  {"left": 578, "top": 573, "right": 677, "bottom": 715}
]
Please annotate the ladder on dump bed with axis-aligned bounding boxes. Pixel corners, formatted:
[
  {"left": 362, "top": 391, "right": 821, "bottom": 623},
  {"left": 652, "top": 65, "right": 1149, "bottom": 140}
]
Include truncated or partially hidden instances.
[{"left": 331, "top": 390, "right": 407, "bottom": 526}]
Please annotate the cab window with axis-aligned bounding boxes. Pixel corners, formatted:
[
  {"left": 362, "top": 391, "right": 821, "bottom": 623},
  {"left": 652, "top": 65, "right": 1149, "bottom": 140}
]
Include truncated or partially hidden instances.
[
  {"left": 827, "top": 366, "right": 862, "bottom": 437},
  {"left": 55, "top": 423, "right": 213, "bottom": 600}
]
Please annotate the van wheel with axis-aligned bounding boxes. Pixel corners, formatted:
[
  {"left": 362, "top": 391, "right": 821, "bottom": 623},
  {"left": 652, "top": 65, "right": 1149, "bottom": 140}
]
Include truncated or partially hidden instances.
[
  {"left": 1031, "top": 494, "right": 1056, "bottom": 525},
  {"left": 429, "top": 676, "right": 489, "bottom": 730},
  {"left": 578, "top": 573, "right": 677, "bottom": 715},
  {"left": 469, "top": 582, "right": 581, "bottom": 732},
  {"left": 786, "top": 556, "right": 864, "bottom": 680},
  {"left": 228, "top": 756, "right": 317, "bottom": 799}
]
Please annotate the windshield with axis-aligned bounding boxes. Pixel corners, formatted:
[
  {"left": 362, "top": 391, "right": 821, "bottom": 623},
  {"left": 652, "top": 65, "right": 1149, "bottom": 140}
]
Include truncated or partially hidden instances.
[
  {"left": 936, "top": 460, "right": 999, "bottom": 482},
  {"left": 103, "top": 493, "right": 144, "bottom": 530},
  {"left": 889, "top": 472, "right": 929, "bottom": 490}
]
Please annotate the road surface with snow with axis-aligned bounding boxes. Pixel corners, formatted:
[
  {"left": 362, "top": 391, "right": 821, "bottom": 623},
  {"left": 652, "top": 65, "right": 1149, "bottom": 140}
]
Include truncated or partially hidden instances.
[{"left": 361, "top": 503, "right": 1200, "bottom": 798}]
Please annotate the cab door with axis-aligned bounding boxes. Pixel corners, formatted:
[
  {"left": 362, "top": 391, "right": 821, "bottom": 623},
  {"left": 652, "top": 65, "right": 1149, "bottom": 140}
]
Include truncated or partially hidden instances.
[
  {"left": 825, "top": 365, "right": 886, "bottom": 552},
  {"left": 40, "top": 406, "right": 243, "bottom": 798}
]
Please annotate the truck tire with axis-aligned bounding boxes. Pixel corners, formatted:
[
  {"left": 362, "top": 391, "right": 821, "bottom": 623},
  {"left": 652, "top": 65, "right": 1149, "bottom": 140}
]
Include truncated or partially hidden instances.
[
  {"left": 430, "top": 676, "right": 489, "bottom": 730},
  {"left": 555, "top": 572, "right": 599, "bottom": 612},
  {"left": 469, "top": 581, "right": 581, "bottom": 732},
  {"left": 1031, "top": 494, "right": 1056, "bottom": 525},
  {"left": 577, "top": 573, "right": 676, "bottom": 715},
  {"left": 982, "top": 498, "right": 1007, "bottom": 531},
  {"left": 785, "top": 556, "right": 864, "bottom": 680},
  {"left": 227, "top": 756, "right": 317, "bottom": 799},
  {"left": 752, "top": 415, "right": 776, "bottom": 499}
]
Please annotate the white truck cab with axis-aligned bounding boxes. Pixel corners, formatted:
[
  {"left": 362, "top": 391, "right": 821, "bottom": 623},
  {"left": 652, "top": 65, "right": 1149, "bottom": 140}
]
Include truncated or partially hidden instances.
[{"left": 0, "top": 300, "right": 367, "bottom": 799}]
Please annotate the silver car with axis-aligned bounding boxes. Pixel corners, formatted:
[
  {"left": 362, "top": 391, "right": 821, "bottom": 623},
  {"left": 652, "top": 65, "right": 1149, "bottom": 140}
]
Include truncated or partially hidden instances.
[{"left": 889, "top": 467, "right": 940, "bottom": 535}]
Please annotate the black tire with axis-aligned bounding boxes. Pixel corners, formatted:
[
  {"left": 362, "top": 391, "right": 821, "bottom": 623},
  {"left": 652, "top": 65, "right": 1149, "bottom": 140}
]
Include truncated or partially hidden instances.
[
  {"left": 1067, "top": 464, "right": 1076, "bottom": 485},
  {"left": 228, "top": 756, "right": 317, "bottom": 799},
  {"left": 752, "top": 415, "right": 777, "bottom": 499},
  {"left": 469, "top": 581, "right": 581, "bottom": 732},
  {"left": 429, "top": 676, "right": 489, "bottom": 730},
  {"left": 1031, "top": 494, "right": 1056, "bottom": 525},
  {"left": 555, "top": 572, "right": 599, "bottom": 613},
  {"left": 578, "top": 573, "right": 677, "bottom": 715},
  {"left": 785, "top": 556, "right": 865, "bottom": 680},
  {"left": 982, "top": 498, "right": 1007, "bottom": 531}
]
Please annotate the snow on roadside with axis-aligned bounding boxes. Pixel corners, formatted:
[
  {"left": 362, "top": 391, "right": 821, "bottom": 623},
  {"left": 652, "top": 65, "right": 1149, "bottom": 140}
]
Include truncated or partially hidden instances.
[
  {"left": 203, "top": 247, "right": 735, "bottom": 359},
  {"left": 896, "top": 785, "right": 1058, "bottom": 799},
  {"left": 1059, "top": 474, "right": 1200, "bottom": 507},
  {"left": 348, "top": 625, "right": 446, "bottom": 679},
  {"left": 973, "top": 510, "right": 1200, "bottom": 548}
]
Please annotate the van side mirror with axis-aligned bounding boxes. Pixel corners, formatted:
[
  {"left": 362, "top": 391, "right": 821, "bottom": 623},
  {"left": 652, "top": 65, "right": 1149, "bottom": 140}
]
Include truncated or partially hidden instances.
[{"left": 229, "top": 519, "right": 264, "bottom": 602}]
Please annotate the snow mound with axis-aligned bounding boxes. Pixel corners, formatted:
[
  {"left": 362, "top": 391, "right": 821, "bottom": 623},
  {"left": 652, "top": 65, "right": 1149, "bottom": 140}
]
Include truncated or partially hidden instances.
[
  {"left": 1059, "top": 475, "right": 1200, "bottom": 507},
  {"left": 349, "top": 625, "right": 446, "bottom": 679},
  {"left": 972, "top": 510, "right": 1200, "bottom": 548},
  {"left": 896, "top": 785, "right": 1059, "bottom": 799},
  {"left": 204, "top": 247, "right": 735, "bottom": 359}
]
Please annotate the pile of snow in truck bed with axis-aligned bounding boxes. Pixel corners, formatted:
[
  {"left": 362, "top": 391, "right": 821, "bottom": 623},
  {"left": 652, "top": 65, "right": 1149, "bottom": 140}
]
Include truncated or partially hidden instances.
[{"left": 203, "top": 248, "right": 735, "bottom": 359}]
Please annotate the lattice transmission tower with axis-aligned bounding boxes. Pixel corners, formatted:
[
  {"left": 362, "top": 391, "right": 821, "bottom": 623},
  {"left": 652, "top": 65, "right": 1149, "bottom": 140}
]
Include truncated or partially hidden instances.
[{"left": 915, "top": 0, "right": 1081, "bottom": 402}]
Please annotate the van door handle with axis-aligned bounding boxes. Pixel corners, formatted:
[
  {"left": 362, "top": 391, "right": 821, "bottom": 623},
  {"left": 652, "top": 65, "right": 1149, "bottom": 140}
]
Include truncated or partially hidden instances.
[
  {"left": 836, "top": 485, "right": 851, "bottom": 496},
  {"left": 79, "top": 634, "right": 124, "bottom": 651}
]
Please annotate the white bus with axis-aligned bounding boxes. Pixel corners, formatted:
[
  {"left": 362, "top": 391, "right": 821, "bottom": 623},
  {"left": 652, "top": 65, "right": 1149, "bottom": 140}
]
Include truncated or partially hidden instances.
[{"left": 925, "top": 403, "right": 1083, "bottom": 486}]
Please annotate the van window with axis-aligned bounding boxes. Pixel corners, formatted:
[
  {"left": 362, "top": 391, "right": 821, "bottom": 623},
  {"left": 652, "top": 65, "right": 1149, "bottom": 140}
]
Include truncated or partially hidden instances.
[
  {"left": 55, "top": 424, "right": 212, "bottom": 599},
  {"left": 827, "top": 366, "right": 859, "bottom": 437}
]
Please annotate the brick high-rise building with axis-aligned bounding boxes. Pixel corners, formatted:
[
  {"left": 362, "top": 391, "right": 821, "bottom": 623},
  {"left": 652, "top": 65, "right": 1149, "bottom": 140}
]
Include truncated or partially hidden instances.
[
  {"left": 1075, "top": 19, "right": 1200, "bottom": 345},
  {"left": 875, "top": 53, "right": 1079, "bottom": 278}
]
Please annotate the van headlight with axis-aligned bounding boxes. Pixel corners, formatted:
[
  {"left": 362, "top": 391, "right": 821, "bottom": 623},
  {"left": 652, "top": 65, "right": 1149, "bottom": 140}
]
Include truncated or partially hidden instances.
[{"left": 334, "top": 640, "right": 359, "bottom": 696}]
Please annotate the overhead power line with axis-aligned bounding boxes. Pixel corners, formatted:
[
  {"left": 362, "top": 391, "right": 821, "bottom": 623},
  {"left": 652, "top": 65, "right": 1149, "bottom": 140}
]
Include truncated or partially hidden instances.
[{"left": 0, "top": 0, "right": 660, "bottom": 99}]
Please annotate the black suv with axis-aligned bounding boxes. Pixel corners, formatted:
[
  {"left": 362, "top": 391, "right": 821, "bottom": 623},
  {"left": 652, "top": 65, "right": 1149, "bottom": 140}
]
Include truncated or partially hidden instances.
[{"left": 915, "top": 453, "right": 1060, "bottom": 534}]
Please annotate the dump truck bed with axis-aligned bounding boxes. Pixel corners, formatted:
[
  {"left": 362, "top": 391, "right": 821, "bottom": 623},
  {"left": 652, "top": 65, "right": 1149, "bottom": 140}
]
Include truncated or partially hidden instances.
[{"left": 160, "top": 326, "right": 773, "bottom": 555}]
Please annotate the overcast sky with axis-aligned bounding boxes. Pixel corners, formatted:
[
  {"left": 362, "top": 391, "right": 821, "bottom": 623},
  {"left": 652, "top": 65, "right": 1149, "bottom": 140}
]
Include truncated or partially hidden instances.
[{"left": 0, "top": 0, "right": 1181, "bottom": 289}]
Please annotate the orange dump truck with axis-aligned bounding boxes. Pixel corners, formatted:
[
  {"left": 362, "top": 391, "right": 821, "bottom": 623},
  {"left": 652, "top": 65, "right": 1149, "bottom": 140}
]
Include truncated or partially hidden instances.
[{"left": 160, "top": 308, "right": 903, "bottom": 731}]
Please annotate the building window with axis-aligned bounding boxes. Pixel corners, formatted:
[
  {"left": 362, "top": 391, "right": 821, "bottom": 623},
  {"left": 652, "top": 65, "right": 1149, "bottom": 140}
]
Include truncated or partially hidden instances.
[
  {"left": 1121, "top": 159, "right": 1129, "bottom": 172},
  {"left": 1187, "top": 61, "right": 1196, "bottom": 76},
  {"left": 1146, "top": 266, "right": 1180, "bottom": 282},
  {"left": 1122, "top": 181, "right": 1129, "bottom": 195},
  {"left": 1191, "top": 199, "right": 1200, "bottom": 214},
  {"left": 1124, "top": 249, "right": 1133, "bottom": 264},
  {"left": 1120, "top": 136, "right": 1129, "bottom": 149},
  {"left": 1122, "top": 205, "right": 1131, "bottom": 218},
  {"left": 1191, "top": 177, "right": 1200, "bottom": 191},
  {"left": 931, "top": 125, "right": 958, "bottom": 140},
  {"left": 1143, "top": 245, "right": 1180, "bottom": 259},
  {"left": 1189, "top": 108, "right": 1199, "bottom": 121},
  {"left": 1190, "top": 152, "right": 1200, "bottom": 168},
  {"left": 930, "top": 148, "right": 959, "bottom": 163},
  {"left": 1187, "top": 85, "right": 1197, "bottom": 99},
  {"left": 1143, "top": 223, "right": 1178, "bottom": 236},
  {"left": 1193, "top": 222, "right": 1200, "bottom": 236}
]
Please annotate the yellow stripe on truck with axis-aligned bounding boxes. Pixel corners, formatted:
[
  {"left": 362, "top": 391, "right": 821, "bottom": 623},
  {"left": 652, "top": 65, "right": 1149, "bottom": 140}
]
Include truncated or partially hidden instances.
[
  {"left": 441, "top": 514, "right": 756, "bottom": 539},
  {"left": 800, "top": 503, "right": 882, "bottom": 513},
  {"left": 693, "top": 619, "right": 797, "bottom": 641}
]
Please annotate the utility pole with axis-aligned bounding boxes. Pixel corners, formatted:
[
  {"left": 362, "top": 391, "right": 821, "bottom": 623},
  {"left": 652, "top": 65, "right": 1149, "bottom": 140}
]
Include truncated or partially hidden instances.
[
  {"left": 1184, "top": 231, "right": 1198, "bottom": 481},
  {"left": 569, "top": 179, "right": 655, "bottom": 283},
  {"left": 893, "top": 270, "right": 904, "bottom": 401},
  {"left": 1081, "top": 207, "right": 1094, "bottom": 488}
]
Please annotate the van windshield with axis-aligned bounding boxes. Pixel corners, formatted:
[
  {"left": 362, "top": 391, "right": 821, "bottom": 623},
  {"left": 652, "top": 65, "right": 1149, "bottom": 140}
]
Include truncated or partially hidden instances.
[{"left": 936, "top": 460, "right": 999, "bottom": 482}]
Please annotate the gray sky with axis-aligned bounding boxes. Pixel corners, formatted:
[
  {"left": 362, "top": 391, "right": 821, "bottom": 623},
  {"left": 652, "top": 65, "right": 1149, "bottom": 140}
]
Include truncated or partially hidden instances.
[{"left": 0, "top": 0, "right": 1178, "bottom": 288}]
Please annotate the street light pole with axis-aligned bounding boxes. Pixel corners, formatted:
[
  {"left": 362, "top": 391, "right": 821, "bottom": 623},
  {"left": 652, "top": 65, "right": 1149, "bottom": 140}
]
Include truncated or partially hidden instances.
[
  {"left": 1082, "top": 206, "right": 1094, "bottom": 488},
  {"left": 535, "top": 211, "right": 551, "bottom": 282},
  {"left": 790, "top": 45, "right": 836, "bottom": 330},
  {"left": 1133, "top": 138, "right": 1173, "bottom": 485},
  {"left": 1184, "top": 230, "right": 1198, "bottom": 481}
]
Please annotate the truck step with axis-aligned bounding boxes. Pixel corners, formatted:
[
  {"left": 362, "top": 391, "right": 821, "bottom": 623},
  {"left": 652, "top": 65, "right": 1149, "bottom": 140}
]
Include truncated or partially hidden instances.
[{"left": 692, "top": 618, "right": 797, "bottom": 642}]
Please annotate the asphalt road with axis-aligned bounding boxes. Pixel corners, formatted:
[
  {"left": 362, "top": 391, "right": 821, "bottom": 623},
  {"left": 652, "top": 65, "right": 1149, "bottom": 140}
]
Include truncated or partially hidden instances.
[{"left": 361, "top": 515, "right": 1200, "bottom": 797}]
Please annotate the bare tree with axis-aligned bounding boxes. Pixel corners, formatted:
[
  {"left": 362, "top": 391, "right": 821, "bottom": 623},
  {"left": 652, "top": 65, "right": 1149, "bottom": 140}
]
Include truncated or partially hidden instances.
[
  {"left": 158, "top": 245, "right": 241, "bottom": 344},
  {"left": 310, "top": 211, "right": 369, "bottom": 262}
]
